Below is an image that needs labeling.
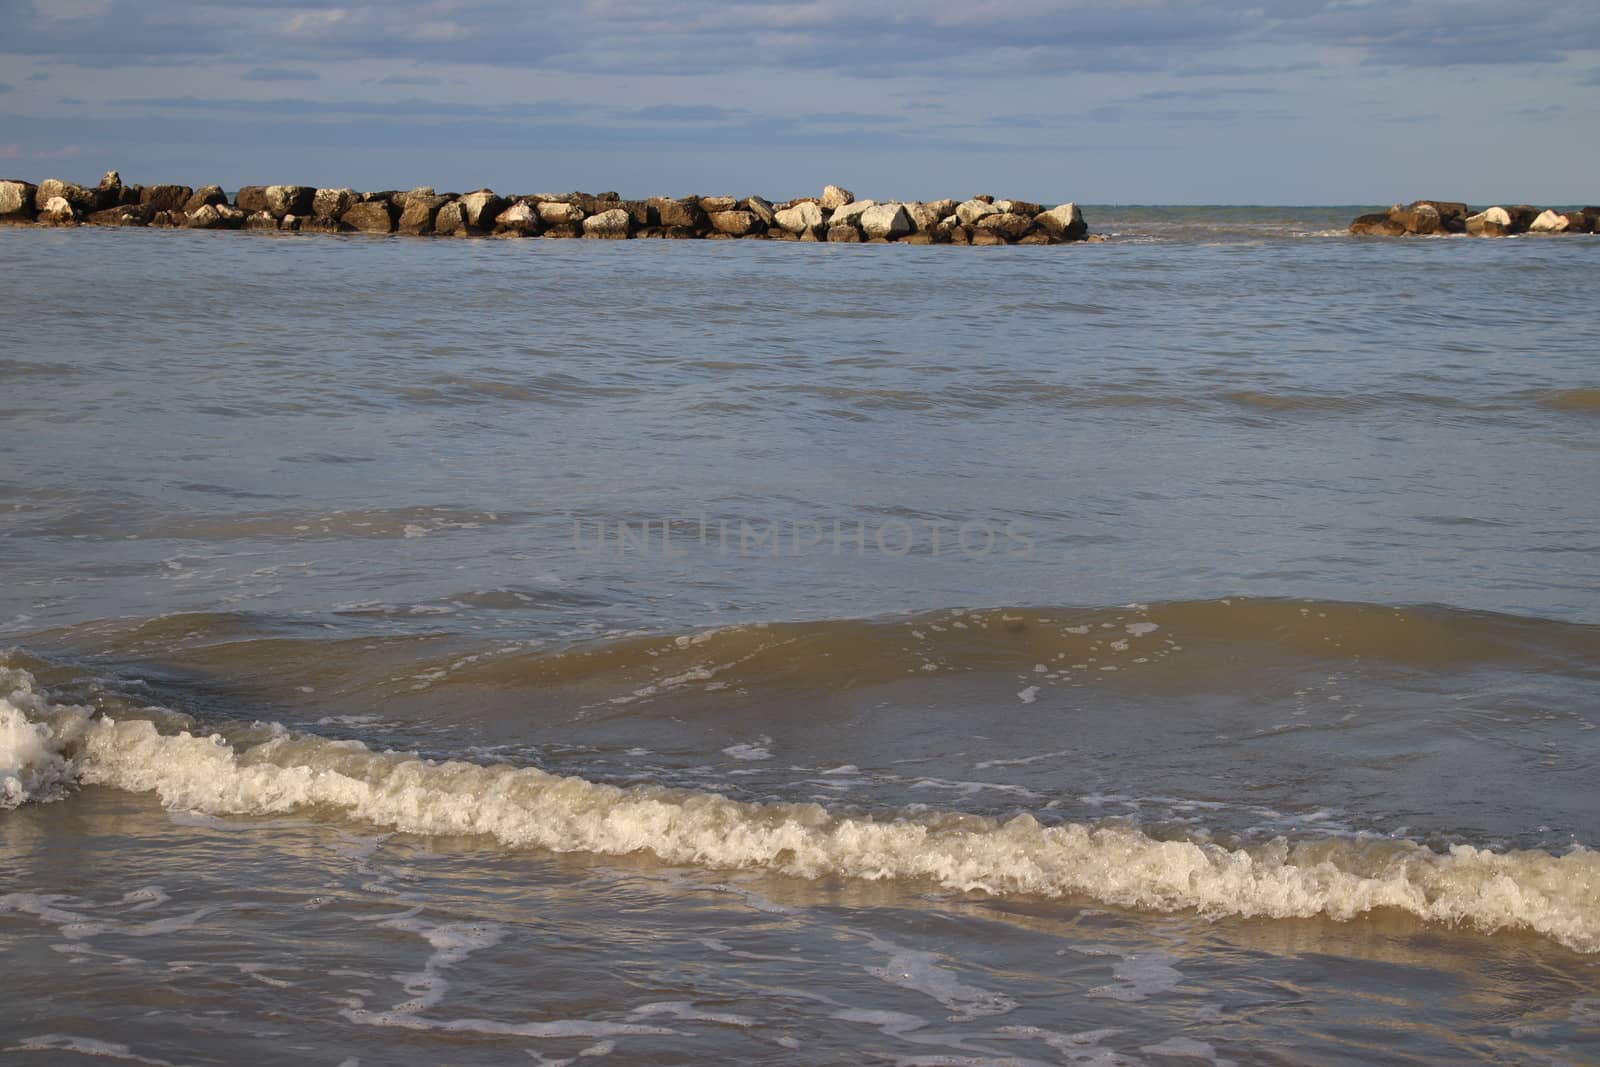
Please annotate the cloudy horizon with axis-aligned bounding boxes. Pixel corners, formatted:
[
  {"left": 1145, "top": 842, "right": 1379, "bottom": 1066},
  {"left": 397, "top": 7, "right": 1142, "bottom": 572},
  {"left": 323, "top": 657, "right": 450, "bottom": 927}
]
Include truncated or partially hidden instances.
[{"left": 2, "top": 0, "right": 1596, "bottom": 204}]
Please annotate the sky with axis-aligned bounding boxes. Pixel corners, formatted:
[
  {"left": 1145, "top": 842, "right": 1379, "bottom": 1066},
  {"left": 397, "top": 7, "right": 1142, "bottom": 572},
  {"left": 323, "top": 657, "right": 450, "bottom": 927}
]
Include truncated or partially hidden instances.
[{"left": 1, "top": 0, "right": 1596, "bottom": 204}]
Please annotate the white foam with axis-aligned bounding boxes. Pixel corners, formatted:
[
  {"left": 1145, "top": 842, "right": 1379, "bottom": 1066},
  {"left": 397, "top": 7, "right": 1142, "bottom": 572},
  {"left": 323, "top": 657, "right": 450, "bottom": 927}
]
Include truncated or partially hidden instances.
[{"left": 7, "top": 666, "right": 1600, "bottom": 953}]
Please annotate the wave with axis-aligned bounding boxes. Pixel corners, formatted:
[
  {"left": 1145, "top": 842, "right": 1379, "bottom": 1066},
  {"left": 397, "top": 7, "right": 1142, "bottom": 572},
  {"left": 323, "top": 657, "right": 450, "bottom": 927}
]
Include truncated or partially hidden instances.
[{"left": 3, "top": 666, "right": 1596, "bottom": 953}]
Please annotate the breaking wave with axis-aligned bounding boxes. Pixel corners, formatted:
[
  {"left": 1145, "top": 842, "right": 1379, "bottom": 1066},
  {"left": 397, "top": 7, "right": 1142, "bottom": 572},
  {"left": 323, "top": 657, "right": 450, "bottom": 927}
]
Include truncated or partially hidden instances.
[{"left": 3, "top": 666, "right": 1596, "bottom": 953}]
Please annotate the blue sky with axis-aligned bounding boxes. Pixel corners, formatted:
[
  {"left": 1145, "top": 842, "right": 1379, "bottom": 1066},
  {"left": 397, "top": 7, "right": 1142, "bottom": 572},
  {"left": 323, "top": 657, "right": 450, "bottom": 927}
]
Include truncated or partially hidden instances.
[{"left": 1, "top": 0, "right": 1596, "bottom": 204}]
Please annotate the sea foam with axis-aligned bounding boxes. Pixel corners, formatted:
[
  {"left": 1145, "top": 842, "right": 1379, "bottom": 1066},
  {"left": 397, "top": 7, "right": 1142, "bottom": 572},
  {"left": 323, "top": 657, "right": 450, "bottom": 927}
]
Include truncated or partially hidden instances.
[{"left": 4, "top": 667, "right": 1597, "bottom": 953}]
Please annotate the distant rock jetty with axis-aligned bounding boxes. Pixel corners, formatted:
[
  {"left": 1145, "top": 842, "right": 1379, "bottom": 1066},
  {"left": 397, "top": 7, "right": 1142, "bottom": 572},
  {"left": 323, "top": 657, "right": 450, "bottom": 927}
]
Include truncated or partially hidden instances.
[
  {"left": 1351, "top": 200, "right": 1599, "bottom": 237},
  {"left": 0, "top": 172, "right": 1090, "bottom": 246}
]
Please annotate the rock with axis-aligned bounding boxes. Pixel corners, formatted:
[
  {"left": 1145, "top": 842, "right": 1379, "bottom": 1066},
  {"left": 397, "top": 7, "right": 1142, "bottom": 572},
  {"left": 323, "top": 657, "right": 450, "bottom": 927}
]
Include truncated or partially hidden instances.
[
  {"left": 182, "top": 185, "right": 226, "bottom": 213},
  {"left": 708, "top": 210, "right": 762, "bottom": 236},
  {"left": 300, "top": 216, "right": 346, "bottom": 234},
  {"left": 459, "top": 190, "right": 507, "bottom": 231},
  {"left": 820, "top": 185, "right": 854, "bottom": 210},
  {"left": 1349, "top": 213, "right": 1407, "bottom": 236},
  {"left": 36, "top": 179, "right": 96, "bottom": 216},
  {"left": 996, "top": 199, "right": 1042, "bottom": 217},
  {"left": 1581, "top": 207, "right": 1600, "bottom": 232},
  {"left": 955, "top": 198, "right": 1000, "bottom": 226},
  {"left": 972, "top": 231, "right": 1010, "bottom": 246},
  {"left": 39, "top": 195, "right": 77, "bottom": 224},
  {"left": 535, "top": 200, "right": 584, "bottom": 225},
  {"left": 829, "top": 200, "right": 876, "bottom": 230},
  {"left": 742, "top": 195, "right": 777, "bottom": 225},
  {"left": 280, "top": 215, "right": 302, "bottom": 232},
  {"left": 973, "top": 194, "right": 995, "bottom": 204},
  {"left": 150, "top": 210, "right": 185, "bottom": 227},
  {"left": 619, "top": 200, "right": 650, "bottom": 227},
  {"left": 826, "top": 223, "right": 862, "bottom": 243},
  {"left": 394, "top": 186, "right": 436, "bottom": 211},
  {"left": 264, "top": 185, "right": 314, "bottom": 218},
  {"left": 341, "top": 200, "right": 397, "bottom": 234},
  {"left": 905, "top": 202, "right": 943, "bottom": 232},
  {"left": 492, "top": 201, "right": 540, "bottom": 237},
  {"left": 1035, "top": 202, "right": 1088, "bottom": 240},
  {"left": 1529, "top": 209, "right": 1571, "bottom": 233},
  {"left": 433, "top": 200, "right": 468, "bottom": 236},
  {"left": 1415, "top": 200, "right": 1469, "bottom": 232},
  {"left": 860, "top": 203, "right": 913, "bottom": 239},
  {"left": 234, "top": 186, "right": 270, "bottom": 214},
  {"left": 1016, "top": 233, "right": 1054, "bottom": 245},
  {"left": 397, "top": 194, "right": 449, "bottom": 235},
  {"left": 938, "top": 219, "right": 968, "bottom": 245},
  {"left": 650, "top": 196, "right": 704, "bottom": 229},
  {"left": 1564, "top": 211, "right": 1593, "bottom": 234},
  {"left": 583, "top": 207, "right": 634, "bottom": 239},
  {"left": 0, "top": 180, "right": 37, "bottom": 221},
  {"left": 312, "top": 187, "right": 358, "bottom": 221},
  {"left": 899, "top": 232, "right": 936, "bottom": 245},
  {"left": 140, "top": 185, "right": 193, "bottom": 213},
  {"left": 186, "top": 204, "right": 245, "bottom": 229},
  {"left": 774, "top": 200, "right": 825, "bottom": 237},
  {"left": 1465, "top": 206, "right": 1514, "bottom": 237},
  {"left": 697, "top": 195, "right": 738, "bottom": 214},
  {"left": 1504, "top": 205, "right": 1541, "bottom": 232},
  {"left": 85, "top": 204, "right": 152, "bottom": 226},
  {"left": 976, "top": 212, "right": 1034, "bottom": 241},
  {"left": 1388, "top": 202, "right": 1441, "bottom": 235},
  {"left": 95, "top": 170, "right": 123, "bottom": 209},
  {"left": 245, "top": 210, "right": 279, "bottom": 231}
]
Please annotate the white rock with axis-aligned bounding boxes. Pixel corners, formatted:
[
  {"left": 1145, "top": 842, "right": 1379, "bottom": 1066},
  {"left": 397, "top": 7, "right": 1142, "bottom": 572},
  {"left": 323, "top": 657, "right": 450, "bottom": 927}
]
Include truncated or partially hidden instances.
[
  {"left": 1529, "top": 209, "right": 1570, "bottom": 233},
  {"left": 859, "top": 203, "right": 913, "bottom": 239},
  {"left": 828, "top": 199, "right": 876, "bottom": 229},
  {"left": 956, "top": 198, "right": 1000, "bottom": 226},
  {"left": 0, "top": 180, "right": 33, "bottom": 217},
  {"left": 821, "top": 184, "right": 854, "bottom": 210},
  {"left": 494, "top": 201, "right": 539, "bottom": 236},
  {"left": 536, "top": 201, "right": 584, "bottom": 225},
  {"left": 1035, "top": 202, "right": 1086, "bottom": 239},
  {"left": 582, "top": 208, "right": 632, "bottom": 238},
  {"left": 39, "top": 195, "right": 75, "bottom": 224},
  {"left": 774, "top": 201, "right": 824, "bottom": 235}
]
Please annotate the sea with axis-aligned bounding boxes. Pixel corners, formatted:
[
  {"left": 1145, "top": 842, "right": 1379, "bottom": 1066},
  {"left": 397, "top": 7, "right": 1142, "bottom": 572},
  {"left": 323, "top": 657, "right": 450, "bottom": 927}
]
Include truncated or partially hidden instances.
[{"left": 2, "top": 207, "right": 1597, "bottom": 1066}]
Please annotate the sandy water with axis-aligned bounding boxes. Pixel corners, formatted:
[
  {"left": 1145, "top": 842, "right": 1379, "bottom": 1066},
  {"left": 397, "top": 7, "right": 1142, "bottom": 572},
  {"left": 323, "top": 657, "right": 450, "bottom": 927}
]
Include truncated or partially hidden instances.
[{"left": 2, "top": 216, "right": 1598, "bottom": 1065}]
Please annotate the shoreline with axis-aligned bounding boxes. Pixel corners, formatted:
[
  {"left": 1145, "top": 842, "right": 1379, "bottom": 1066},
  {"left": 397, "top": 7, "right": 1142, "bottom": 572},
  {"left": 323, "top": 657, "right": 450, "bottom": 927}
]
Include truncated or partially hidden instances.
[{"left": 0, "top": 171, "right": 1089, "bottom": 246}]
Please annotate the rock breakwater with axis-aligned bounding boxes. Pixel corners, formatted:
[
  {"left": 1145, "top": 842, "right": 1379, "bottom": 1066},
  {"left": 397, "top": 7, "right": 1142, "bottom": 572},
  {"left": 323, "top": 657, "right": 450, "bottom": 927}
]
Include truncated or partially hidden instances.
[
  {"left": 0, "top": 173, "right": 1090, "bottom": 246},
  {"left": 1350, "top": 200, "right": 1599, "bottom": 237}
]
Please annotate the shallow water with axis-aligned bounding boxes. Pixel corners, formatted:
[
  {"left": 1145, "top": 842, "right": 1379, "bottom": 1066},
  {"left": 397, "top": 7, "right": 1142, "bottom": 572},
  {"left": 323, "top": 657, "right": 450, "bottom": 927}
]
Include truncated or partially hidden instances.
[{"left": 2, "top": 216, "right": 1598, "bottom": 1065}]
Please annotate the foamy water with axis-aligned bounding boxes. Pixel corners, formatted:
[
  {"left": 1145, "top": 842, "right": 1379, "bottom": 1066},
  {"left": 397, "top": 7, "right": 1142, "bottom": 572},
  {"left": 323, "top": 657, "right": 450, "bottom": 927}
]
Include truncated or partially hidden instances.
[{"left": 2, "top": 215, "right": 1598, "bottom": 1063}]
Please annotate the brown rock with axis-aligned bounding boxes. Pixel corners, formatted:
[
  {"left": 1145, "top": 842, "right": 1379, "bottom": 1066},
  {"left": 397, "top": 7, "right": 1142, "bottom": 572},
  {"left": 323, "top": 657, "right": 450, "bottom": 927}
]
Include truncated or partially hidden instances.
[
  {"left": 1349, "top": 212, "right": 1407, "bottom": 236},
  {"left": 492, "top": 201, "right": 540, "bottom": 237},
  {"left": 245, "top": 210, "right": 279, "bottom": 231},
  {"left": 976, "top": 212, "right": 1033, "bottom": 241},
  {"left": 459, "top": 189, "right": 507, "bottom": 231},
  {"left": 698, "top": 195, "right": 738, "bottom": 214},
  {"left": 433, "top": 200, "right": 469, "bottom": 236},
  {"left": 36, "top": 179, "right": 96, "bottom": 216},
  {"left": 140, "top": 185, "right": 194, "bottom": 213},
  {"left": 972, "top": 231, "right": 1010, "bottom": 246},
  {"left": 182, "top": 185, "right": 226, "bottom": 214},
  {"left": 741, "top": 195, "right": 776, "bottom": 225},
  {"left": 85, "top": 204, "right": 152, "bottom": 226},
  {"left": 709, "top": 210, "right": 762, "bottom": 236},
  {"left": 235, "top": 186, "right": 270, "bottom": 213},
  {"left": 341, "top": 200, "right": 396, "bottom": 234},
  {"left": 264, "top": 185, "right": 315, "bottom": 218},
  {"left": 650, "top": 196, "right": 704, "bottom": 229},
  {"left": 826, "top": 223, "right": 861, "bottom": 243},
  {"left": 312, "top": 187, "right": 359, "bottom": 221},
  {"left": 397, "top": 194, "right": 449, "bottom": 235},
  {"left": 1388, "top": 202, "right": 1441, "bottom": 235}
]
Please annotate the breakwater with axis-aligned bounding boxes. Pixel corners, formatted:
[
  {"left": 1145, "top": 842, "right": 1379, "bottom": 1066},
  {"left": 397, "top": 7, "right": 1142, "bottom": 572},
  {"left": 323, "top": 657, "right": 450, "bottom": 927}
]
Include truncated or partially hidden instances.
[
  {"left": 0, "top": 171, "right": 1089, "bottom": 245},
  {"left": 1351, "top": 199, "right": 1599, "bottom": 236}
]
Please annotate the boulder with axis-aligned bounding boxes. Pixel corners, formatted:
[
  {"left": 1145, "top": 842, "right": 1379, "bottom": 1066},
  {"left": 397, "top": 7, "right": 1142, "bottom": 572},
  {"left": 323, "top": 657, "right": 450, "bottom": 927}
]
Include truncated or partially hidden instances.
[
  {"left": 1529, "top": 209, "right": 1571, "bottom": 233},
  {"left": 38, "top": 195, "right": 77, "bottom": 224},
  {"left": 1565, "top": 211, "right": 1593, "bottom": 234},
  {"left": 151, "top": 210, "right": 186, "bottom": 227},
  {"left": 976, "top": 212, "right": 1034, "bottom": 241},
  {"left": 140, "top": 184, "right": 193, "bottom": 213},
  {"left": 535, "top": 200, "right": 584, "bottom": 225},
  {"left": 708, "top": 210, "right": 762, "bottom": 236},
  {"left": 312, "top": 187, "right": 358, "bottom": 221},
  {"left": 234, "top": 186, "right": 270, "bottom": 213},
  {"left": 773, "top": 200, "right": 825, "bottom": 237},
  {"left": 650, "top": 196, "right": 704, "bottom": 229},
  {"left": 860, "top": 202, "right": 914, "bottom": 239},
  {"left": 1388, "top": 201, "right": 1440, "bottom": 235},
  {"left": 433, "top": 200, "right": 468, "bottom": 236},
  {"left": 245, "top": 210, "right": 279, "bottom": 231},
  {"left": 300, "top": 216, "right": 346, "bottom": 234},
  {"left": 900, "top": 232, "right": 936, "bottom": 245},
  {"left": 955, "top": 198, "right": 1000, "bottom": 226},
  {"left": 583, "top": 207, "right": 633, "bottom": 239},
  {"left": 829, "top": 199, "right": 876, "bottom": 229},
  {"left": 820, "top": 184, "right": 854, "bottom": 210},
  {"left": 85, "top": 204, "right": 152, "bottom": 226},
  {"left": 937, "top": 219, "right": 969, "bottom": 245},
  {"left": 182, "top": 185, "right": 226, "bottom": 213},
  {"left": 697, "top": 195, "right": 738, "bottom": 213},
  {"left": 1034, "top": 202, "right": 1088, "bottom": 240},
  {"left": 280, "top": 215, "right": 303, "bottom": 232},
  {"left": 924, "top": 198, "right": 957, "bottom": 222},
  {"left": 825, "top": 223, "right": 862, "bottom": 243},
  {"left": 264, "top": 185, "right": 314, "bottom": 218},
  {"left": 1465, "top": 206, "right": 1514, "bottom": 237},
  {"left": 0, "top": 180, "right": 37, "bottom": 221},
  {"left": 459, "top": 189, "right": 507, "bottom": 231},
  {"left": 1582, "top": 207, "right": 1600, "bottom": 232},
  {"left": 394, "top": 186, "right": 436, "bottom": 211},
  {"left": 619, "top": 200, "right": 650, "bottom": 227},
  {"left": 397, "top": 194, "right": 449, "bottom": 235},
  {"left": 996, "top": 199, "right": 1042, "bottom": 216},
  {"left": 905, "top": 201, "right": 943, "bottom": 232},
  {"left": 972, "top": 231, "right": 1010, "bottom": 246},
  {"left": 186, "top": 204, "right": 245, "bottom": 229},
  {"left": 493, "top": 201, "right": 540, "bottom": 237},
  {"left": 1349, "top": 213, "right": 1406, "bottom": 236},
  {"left": 741, "top": 195, "right": 777, "bottom": 225},
  {"left": 341, "top": 200, "right": 397, "bottom": 234},
  {"left": 36, "top": 179, "right": 96, "bottom": 216},
  {"left": 95, "top": 170, "right": 123, "bottom": 209},
  {"left": 1016, "top": 233, "right": 1054, "bottom": 245},
  {"left": 1414, "top": 200, "right": 1469, "bottom": 232}
]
